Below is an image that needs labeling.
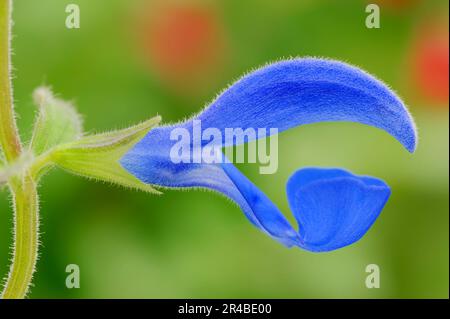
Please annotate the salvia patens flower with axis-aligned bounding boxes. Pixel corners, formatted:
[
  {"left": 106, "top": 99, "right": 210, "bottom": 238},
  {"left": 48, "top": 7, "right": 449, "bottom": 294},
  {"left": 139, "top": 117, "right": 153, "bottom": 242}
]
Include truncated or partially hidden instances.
[{"left": 120, "top": 58, "right": 417, "bottom": 252}]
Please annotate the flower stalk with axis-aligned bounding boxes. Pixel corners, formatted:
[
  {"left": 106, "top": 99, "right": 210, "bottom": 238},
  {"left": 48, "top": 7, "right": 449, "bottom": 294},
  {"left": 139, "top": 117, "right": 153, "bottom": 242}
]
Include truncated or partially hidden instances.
[{"left": 0, "top": 0, "right": 39, "bottom": 299}]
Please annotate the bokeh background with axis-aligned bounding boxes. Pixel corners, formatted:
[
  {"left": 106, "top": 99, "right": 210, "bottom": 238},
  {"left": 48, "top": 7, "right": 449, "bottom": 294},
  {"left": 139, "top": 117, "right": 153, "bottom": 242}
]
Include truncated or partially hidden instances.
[{"left": 0, "top": 0, "right": 448, "bottom": 298}]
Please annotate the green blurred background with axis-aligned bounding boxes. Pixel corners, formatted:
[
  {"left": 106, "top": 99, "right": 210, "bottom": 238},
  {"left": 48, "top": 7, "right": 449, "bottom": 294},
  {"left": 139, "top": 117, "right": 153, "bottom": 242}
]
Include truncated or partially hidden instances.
[{"left": 0, "top": 0, "right": 448, "bottom": 298}]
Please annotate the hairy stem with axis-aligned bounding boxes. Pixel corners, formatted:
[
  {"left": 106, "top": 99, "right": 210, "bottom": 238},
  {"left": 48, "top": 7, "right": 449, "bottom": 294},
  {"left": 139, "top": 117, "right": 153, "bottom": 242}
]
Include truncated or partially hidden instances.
[
  {"left": 0, "top": 0, "right": 21, "bottom": 161},
  {"left": 1, "top": 176, "right": 39, "bottom": 299},
  {"left": 0, "top": 0, "right": 39, "bottom": 299}
]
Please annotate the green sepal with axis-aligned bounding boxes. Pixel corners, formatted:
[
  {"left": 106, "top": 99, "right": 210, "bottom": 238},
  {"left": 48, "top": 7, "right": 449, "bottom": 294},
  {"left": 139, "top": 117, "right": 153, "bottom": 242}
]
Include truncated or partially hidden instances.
[
  {"left": 47, "top": 116, "right": 161, "bottom": 194},
  {"left": 30, "top": 87, "right": 83, "bottom": 156}
]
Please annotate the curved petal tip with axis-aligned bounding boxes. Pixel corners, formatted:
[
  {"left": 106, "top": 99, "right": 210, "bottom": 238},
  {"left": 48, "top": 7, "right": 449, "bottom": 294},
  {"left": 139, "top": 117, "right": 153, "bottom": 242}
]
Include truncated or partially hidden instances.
[{"left": 199, "top": 57, "right": 418, "bottom": 153}]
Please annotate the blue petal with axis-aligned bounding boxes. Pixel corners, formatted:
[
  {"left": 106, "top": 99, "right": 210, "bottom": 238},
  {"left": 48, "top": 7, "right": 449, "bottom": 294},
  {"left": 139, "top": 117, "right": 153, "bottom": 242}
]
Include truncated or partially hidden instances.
[
  {"left": 120, "top": 58, "right": 415, "bottom": 250},
  {"left": 121, "top": 149, "right": 302, "bottom": 247},
  {"left": 221, "top": 161, "right": 301, "bottom": 247},
  {"left": 286, "top": 168, "right": 391, "bottom": 252},
  {"left": 196, "top": 58, "right": 417, "bottom": 152}
]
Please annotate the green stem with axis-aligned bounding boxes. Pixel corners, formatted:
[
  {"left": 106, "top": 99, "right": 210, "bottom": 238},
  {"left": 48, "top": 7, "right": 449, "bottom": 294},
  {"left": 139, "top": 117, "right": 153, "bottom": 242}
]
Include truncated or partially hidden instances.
[
  {"left": 0, "top": 0, "right": 39, "bottom": 299},
  {"left": 1, "top": 176, "right": 39, "bottom": 299},
  {"left": 0, "top": 0, "right": 21, "bottom": 161}
]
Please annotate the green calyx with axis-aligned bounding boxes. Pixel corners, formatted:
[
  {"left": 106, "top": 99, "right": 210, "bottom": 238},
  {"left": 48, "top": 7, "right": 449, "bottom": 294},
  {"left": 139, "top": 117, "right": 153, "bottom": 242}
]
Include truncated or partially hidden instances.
[{"left": 1, "top": 87, "right": 161, "bottom": 194}]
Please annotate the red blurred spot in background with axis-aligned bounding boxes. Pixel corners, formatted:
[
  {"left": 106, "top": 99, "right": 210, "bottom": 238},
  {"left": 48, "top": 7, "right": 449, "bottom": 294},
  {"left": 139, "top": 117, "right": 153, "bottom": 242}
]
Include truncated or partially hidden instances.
[
  {"left": 410, "top": 18, "right": 449, "bottom": 106},
  {"left": 137, "top": 1, "right": 227, "bottom": 93}
]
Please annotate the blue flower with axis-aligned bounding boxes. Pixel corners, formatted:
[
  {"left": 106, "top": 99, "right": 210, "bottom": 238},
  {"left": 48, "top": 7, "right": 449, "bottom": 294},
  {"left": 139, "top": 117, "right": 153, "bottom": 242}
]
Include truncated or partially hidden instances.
[{"left": 120, "top": 58, "right": 417, "bottom": 252}]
